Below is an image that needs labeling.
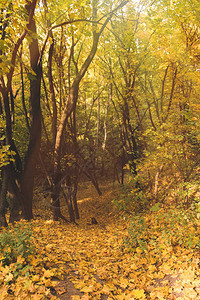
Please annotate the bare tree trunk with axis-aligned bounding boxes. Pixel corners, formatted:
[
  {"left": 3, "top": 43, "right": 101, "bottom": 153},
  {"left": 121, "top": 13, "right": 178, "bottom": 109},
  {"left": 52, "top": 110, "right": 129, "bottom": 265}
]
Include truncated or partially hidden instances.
[
  {"left": 0, "top": 0, "right": 40, "bottom": 224},
  {"left": 0, "top": 167, "right": 9, "bottom": 227},
  {"left": 20, "top": 7, "right": 42, "bottom": 220},
  {"left": 96, "top": 96, "right": 100, "bottom": 148},
  {"left": 0, "top": 89, "right": 26, "bottom": 220},
  {"left": 8, "top": 179, "right": 21, "bottom": 223},
  {"left": 121, "top": 147, "right": 126, "bottom": 185},
  {"left": 50, "top": 171, "right": 62, "bottom": 221},
  {"left": 154, "top": 165, "right": 164, "bottom": 201},
  {"left": 62, "top": 175, "right": 76, "bottom": 223},
  {"left": 73, "top": 182, "right": 79, "bottom": 219},
  {"left": 46, "top": 10, "right": 57, "bottom": 145}
]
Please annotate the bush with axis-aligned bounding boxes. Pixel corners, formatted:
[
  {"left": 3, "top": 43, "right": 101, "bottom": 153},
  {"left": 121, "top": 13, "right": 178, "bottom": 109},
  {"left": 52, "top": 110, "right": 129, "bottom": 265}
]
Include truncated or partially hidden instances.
[
  {"left": 0, "top": 222, "right": 35, "bottom": 267},
  {"left": 113, "top": 182, "right": 150, "bottom": 214},
  {"left": 124, "top": 205, "right": 200, "bottom": 253}
]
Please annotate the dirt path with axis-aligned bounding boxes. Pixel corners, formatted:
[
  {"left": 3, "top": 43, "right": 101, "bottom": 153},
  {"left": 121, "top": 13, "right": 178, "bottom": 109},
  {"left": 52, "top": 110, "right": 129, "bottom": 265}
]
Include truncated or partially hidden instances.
[
  {"left": 33, "top": 180, "right": 120, "bottom": 299},
  {"left": 52, "top": 182, "right": 115, "bottom": 299}
]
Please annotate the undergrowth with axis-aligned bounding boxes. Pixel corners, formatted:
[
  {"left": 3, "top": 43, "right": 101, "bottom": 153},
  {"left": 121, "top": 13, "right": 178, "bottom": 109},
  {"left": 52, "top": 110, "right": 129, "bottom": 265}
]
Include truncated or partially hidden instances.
[
  {"left": 113, "top": 181, "right": 200, "bottom": 253},
  {"left": 124, "top": 204, "right": 200, "bottom": 253},
  {"left": 0, "top": 222, "right": 35, "bottom": 266}
]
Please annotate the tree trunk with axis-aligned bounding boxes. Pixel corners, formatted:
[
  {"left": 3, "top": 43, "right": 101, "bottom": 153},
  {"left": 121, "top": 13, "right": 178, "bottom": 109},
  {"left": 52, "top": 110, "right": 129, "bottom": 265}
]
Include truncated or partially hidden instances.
[
  {"left": 50, "top": 170, "right": 62, "bottom": 221},
  {"left": 73, "top": 183, "right": 79, "bottom": 219},
  {"left": 62, "top": 175, "right": 76, "bottom": 223},
  {"left": 0, "top": 167, "right": 9, "bottom": 227},
  {"left": 8, "top": 179, "right": 21, "bottom": 224},
  {"left": 46, "top": 21, "right": 57, "bottom": 145},
  {"left": 0, "top": 0, "right": 40, "bottom": 224},
  {"left": 20, "top": 7, "right": 42, "bottom": 220}
]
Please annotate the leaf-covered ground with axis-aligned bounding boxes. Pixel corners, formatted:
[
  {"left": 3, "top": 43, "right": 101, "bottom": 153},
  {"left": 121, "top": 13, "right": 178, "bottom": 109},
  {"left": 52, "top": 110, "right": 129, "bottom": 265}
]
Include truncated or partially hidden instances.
[{"left": 0, "top": 181, "right": 200, "bottom": 299}]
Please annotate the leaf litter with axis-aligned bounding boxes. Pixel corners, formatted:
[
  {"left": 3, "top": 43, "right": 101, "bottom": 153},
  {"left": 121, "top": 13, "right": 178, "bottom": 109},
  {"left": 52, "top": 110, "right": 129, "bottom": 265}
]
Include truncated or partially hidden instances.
[{"left": 0, "top": 181, "right": 200, "bottom": 299}]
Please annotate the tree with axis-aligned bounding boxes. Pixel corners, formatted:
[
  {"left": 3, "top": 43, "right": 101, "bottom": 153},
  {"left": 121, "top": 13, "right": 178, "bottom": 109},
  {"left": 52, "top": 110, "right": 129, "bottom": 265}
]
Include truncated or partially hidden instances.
[
  {"left": 132, "top": 0, "right": 200, "bottom": 203},
  {"left": 46, "top": 0, "right": 129, "bottom": 221},
  {"left": 0, "top": 0, "right": 41, "bottom": 226}
]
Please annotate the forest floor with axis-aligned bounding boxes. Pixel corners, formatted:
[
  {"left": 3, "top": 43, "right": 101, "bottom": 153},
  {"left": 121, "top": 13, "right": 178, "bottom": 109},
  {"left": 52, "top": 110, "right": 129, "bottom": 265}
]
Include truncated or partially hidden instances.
[{"left": 0, "top": 180, "right": 200, "bottom": 299}]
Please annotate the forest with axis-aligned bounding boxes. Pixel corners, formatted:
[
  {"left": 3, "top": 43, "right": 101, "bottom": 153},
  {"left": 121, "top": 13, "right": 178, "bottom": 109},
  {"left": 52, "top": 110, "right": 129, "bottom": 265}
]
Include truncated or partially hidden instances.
[{"left": 0, "top": 0, "right": 200, "bottom": 299}]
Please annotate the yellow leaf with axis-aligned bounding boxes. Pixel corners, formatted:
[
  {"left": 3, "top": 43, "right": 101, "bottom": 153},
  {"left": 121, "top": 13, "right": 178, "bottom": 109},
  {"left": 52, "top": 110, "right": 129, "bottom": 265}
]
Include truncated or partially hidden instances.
[
  {"left": 31, "top": 257, "right": 40, "bottom": 266},
  {"left": 32, "top": 293, "right": 44, "bottom": 300},
  {"left": 43, "top": 269, "right": 54, "bottom": 278},
  {"left": 31, "top": 274, "right": 40, "bottom": 282},
  {"left": 81, "top": 296, "right": 90, "bottom": 300},
  {"left": 131, "top": 263, "right": 138, "bottom": 270},
  {"left": 74, "top": 280, "right": 87, "bottom": 290},
  {"left": 71, "top": 296, "right": 81, "bottom": 300},
  {"left": 132, "top": 288, "right": 146, "bottom": 299},
  {"left": 119, "top": 278, "right": 129, "bottom": 289},
  {"left": 5, "top": 272, "right": 13, "bottom": 282},
  {"left": 56, "top": 286, "right": 67, "bottom": 294},
  {"left": 95, "top": 282, "right": 102, "bottom": 290},
  {"left": 7, "top": 247, "right": 11, "bottom": 253},
  {"left": 48, "top": 37, "right": 53, "bottom": 44},
  {"left": 136, "top": 247, "right": 143, "bottom": 254},
  {"left": 101, "top": 285, "right": 110, "bottom": 295},
  {"left": 17, "top": 255, "right": 25, "bottom": 264},
  {"left": 44, "top": 278, "right": 52, "bottom": 287},
  {"left": 80, "top": 285, "right": 93, "bottom": 293}
]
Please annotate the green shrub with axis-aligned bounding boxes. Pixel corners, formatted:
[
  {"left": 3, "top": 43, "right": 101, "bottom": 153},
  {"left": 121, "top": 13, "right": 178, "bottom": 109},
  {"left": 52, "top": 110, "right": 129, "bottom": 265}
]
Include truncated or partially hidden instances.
[
  {"left": 113, "top": 181, "right": 149, "bottom": 215},
  {"left": 124, "top": 216, "right": 149, "bottom": 251},
  {"left": 124, "top": 205, "right": 200, "bottom": 253},
  {"left": 0, "top": 222, "right": 35, "bottom": 267}
]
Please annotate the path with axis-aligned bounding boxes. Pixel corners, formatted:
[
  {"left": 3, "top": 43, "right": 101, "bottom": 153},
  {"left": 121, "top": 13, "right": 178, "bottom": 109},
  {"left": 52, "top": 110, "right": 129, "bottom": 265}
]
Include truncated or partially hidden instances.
[{"left": 32, "top": 181, "right": 200, "bottom": 300}]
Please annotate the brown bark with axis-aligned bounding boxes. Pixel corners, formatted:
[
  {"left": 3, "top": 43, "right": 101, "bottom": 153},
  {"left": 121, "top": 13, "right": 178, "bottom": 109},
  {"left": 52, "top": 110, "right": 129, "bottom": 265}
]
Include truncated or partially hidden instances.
[
  {"left": 47, "top": 39, "right": 57, "bottom": 145},
  {"left": 122, "top": 97, "right": 138, "bottom": 176},
  {"left": 0, "top": 167, "right": 9, "bottom": 227},
  {"left": 20, "top": 47, "right": 30, "bottom": 131},
  {"left": 0, "top": 0, "right": 39, "bottom": 224},
  {"left": 44, "top": 0, "right": 57, "bottom": 145},
  {"left": 62, "top": 175, "right": 75, "bottom": 223},
  {"left": 1, "top": 90, "right": 26, "bottom": 220},
  {"left": 50, "top": 171, "right": 62, "bottom": 221},
  {"left": 20, "top": 2, "right": 42, "bottom": 220},
  {"left": 163, "top": 67, "right": 178, "bottom": 122},
  {"left": 72, "top": 183, "right": 79, "bottom": 219}
]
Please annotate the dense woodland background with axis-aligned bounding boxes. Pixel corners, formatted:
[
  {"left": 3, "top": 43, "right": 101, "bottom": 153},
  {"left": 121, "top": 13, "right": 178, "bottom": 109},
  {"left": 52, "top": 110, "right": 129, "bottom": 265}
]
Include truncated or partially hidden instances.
[{"left": 1, "top": 0, "right": 200, "bottom": 225}]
